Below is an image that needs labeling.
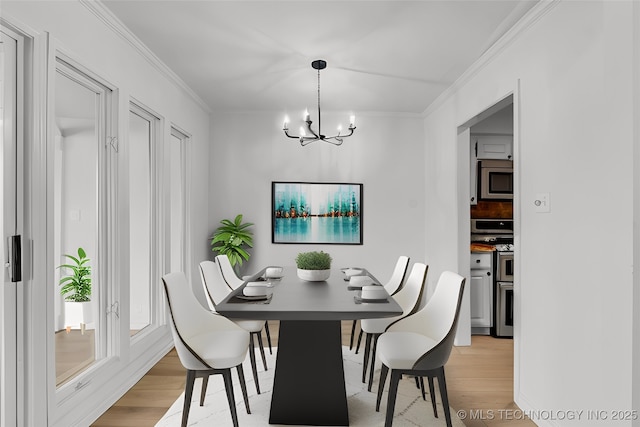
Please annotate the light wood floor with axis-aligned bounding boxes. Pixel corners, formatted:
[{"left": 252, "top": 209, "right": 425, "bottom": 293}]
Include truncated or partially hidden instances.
[{"left": 92, "top": 322, "right": 535, "bottom": 427}]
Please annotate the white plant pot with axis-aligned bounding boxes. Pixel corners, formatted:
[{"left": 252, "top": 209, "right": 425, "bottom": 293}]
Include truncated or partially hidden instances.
[
  {"left": 64, "top": 301, "right": 93, "bottom": 333},
  {"left": 297, "top": 268, "right": 331, "bottom": 282}
]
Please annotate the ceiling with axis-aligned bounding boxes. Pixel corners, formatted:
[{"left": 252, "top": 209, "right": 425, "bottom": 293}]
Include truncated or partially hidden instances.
[{"left": 102, "top": 1, "right": 538, "bottom": 115}]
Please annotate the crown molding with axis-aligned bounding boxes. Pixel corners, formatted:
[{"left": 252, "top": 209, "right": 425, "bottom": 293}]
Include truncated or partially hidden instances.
[
  {"left": 422, "top": 0, "right": 560, "bottom": 118},
  {"left": 80, "top": 0, "right": 212, "bottom": 113}
]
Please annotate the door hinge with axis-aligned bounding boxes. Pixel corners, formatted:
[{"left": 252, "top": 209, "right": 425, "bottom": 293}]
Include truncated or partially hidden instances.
[
  {"left": 107, "top": 301, "right": 119, "bottom": 318},
  {"left": 107, "top": 136, "right": 118, "bottom": 153}
]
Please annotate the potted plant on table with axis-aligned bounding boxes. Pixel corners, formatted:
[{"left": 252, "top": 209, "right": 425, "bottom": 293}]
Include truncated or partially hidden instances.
[
  {"left": 295, "top": 251, "right": 332, "bottom": 281},
  {"left": 210, "top": 214, "right": 254, "bottom": 273},
  {"left": 58, "top": 247, "right": 92, "bottom": 334}
]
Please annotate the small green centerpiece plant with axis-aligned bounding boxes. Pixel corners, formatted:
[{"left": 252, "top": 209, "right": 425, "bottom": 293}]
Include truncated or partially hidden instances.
[
  {"left": 58, "top": 247, "right": 91, "bottom": 302},
  {"left": 295, "top": 251, "right": 332, "bottom": 270},
  {"left": 295, "top": 251, "right": 332, "bottom": 282}
]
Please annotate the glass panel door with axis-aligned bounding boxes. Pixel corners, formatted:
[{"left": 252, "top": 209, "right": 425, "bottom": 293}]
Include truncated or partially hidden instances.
[{"left": 53, "top": 59, "right": 106, "bottom": 387}]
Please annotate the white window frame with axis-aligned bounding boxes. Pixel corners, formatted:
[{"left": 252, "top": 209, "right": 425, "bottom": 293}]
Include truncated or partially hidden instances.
[
  {"left": 168, "top": 125, "right": 191, "bottom": 277},
  {"left": 126, "top": 100, "right": 165, "bottom": 350}
]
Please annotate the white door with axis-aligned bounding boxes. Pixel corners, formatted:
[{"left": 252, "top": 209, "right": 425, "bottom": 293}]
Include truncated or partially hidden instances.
[{"left": 1, "top": 27, "right": 21, "bottom": 427}]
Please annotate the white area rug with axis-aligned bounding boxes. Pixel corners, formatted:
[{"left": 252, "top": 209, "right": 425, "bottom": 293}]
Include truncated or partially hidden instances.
[{"left": 156, "top": 346, "right": 465, "bottom": 427}]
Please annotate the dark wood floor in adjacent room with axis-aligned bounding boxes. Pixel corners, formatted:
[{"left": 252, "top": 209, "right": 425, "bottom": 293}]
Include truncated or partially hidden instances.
[{"left": 91, "top": 321, "right": 535, "bottom": 427}]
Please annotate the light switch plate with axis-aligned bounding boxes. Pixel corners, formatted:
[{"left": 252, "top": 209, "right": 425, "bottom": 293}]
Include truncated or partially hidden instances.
[{"left": 534, "top": 193, "right": 550, "bottom": 213}]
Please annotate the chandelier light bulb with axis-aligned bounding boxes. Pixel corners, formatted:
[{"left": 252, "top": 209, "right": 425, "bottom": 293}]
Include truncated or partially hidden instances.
[
  {"left": 283, "top": 115, "right": 289, "bottom": 130},
  {"left": 350, "top": 115, "right": 356, "bottom": 127}
]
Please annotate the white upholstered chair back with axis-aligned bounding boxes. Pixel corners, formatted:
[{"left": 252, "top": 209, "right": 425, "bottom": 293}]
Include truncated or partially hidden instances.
[{"left": 383, "top": 255, "right": 410, "bottom": 296}]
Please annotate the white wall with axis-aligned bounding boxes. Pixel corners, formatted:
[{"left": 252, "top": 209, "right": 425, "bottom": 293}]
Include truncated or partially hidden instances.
[
  {"left": 424, "top": 1, "right": 636, "bottom": 425},
  {"left": 208, "top": 112, "right": 428, "bottom": 295}
]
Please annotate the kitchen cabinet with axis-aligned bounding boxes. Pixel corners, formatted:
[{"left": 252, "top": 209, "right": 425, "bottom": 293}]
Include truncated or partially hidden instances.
[
  {"left": 474, "top": 134, "right": 513, "bottom": 160},
  {"left": 470, "top": 252, "right": 493, "bottom": 334}
]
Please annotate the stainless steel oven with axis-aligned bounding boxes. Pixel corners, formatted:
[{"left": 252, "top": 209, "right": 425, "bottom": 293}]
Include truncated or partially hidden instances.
[
  {"left": 495, "top": 251, "right": 514, "bottom": 337},
  {"left": 496, "top": 282, "right": 513, "bottom": 337},
  {"left": 497, "top": 251, "right": 514, "bottom": 282}
]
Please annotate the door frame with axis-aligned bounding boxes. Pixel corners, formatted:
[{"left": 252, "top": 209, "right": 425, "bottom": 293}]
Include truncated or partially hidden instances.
[
  {"left": 1, "top": 24, "right": 21, "bottom": 427},
  {"left": 456, "top": 86, "right": 521, "bottom": 399}
]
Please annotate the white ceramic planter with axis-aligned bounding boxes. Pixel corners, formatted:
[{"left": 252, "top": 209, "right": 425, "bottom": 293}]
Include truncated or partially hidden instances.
[
  {"left": 64, "top": 301, "right": 93, "bottom": 333},
  {"left": 297, "top": 268, "right": 331, "bottom": 282}
]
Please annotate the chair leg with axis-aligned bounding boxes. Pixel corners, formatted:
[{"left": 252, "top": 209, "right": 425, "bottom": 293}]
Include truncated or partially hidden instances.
[
  {"left": 436, "top": 368, "right": 452, "bottom": 427},
  {"left": 384, "top": 370, "right": 402, "bottom": 427},
  {"left": 236, "top": 364, "right": 251, "bottom": 414},
  {"left": 248, "top": 334, "right": 261, "bottom": 394},
  {"left": 355, "top": 329, "right": 363, "bottom": 353},
  {"left": 255, "top": 331, "right": 268, "bottom": 371},
  {"left": 368, "top": 333, "right": 380, "bottom": 391},
  {"left": 428, "top": 375, "right": 438, "bottom": 418},
  {"left": 200, "top": 375, "right": 209, "bottom": 406},
  {"left": 182, "top": 370, "right": 196, "bottom": 427},
  {"left": 362, "top": 333, "right": 372, "bottom": 383},
  {"left": 419, "top": 377, "right": 426, "bottom": 400},
  {"left": 349, "top": 319, "right": 357, "bottom": 350},
  {"left": 264, "top": 321, "right": 272, "bottom": 355},
  {"left": 222, "top": 369, "right": 240, "bottom": 427},
  {"left": 415, "top": 376, "right": 420, "bottom": 389},
  {"left": 376, "top": 364, "right": 389, "bottom": 412}
]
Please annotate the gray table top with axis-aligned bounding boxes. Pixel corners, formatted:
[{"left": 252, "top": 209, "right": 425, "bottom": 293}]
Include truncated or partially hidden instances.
[{"left": 215, "top": 266, "right": 403, "bottom": 321}]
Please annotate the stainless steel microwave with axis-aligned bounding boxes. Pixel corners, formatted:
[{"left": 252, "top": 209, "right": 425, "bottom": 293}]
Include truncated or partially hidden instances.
[{"left": 479, "top": 159, "right": 513, "bottom": 200}]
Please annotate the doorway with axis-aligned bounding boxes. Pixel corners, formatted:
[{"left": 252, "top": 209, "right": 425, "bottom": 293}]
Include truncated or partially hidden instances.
[{"left": 457, "top": 92, "right": 519, "bottom": 394}]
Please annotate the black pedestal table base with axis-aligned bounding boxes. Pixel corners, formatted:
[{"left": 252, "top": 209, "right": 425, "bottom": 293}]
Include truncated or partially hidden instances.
[{"left": 269, "top": 320, "right": 349, "bottom": 425}]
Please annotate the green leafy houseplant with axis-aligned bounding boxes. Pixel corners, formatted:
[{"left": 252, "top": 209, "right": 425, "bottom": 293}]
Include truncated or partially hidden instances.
[
  {"left": 295, "top": 251, "right": 332, "bottom": 270},
  {"left": 211, "top": 214, "right": 254, "bottom": 269},
  {"left": 58, "top": 247, "right": 91, "bottom": 302}
]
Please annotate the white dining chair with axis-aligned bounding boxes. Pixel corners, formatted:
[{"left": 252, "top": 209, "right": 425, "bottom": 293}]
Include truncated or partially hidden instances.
[
  {"left": 199, "top": 260, "right": 267, "bottom": 394},
  {"left": 375, "top": 271, "right": 466, "bottom": 427},
  {"left": 361, "top": 262, "right": 427, "bottom": 391},
  {"left": 351, "top": 256, "right": 410, "bottom": 352},
  {"left": 216, "top": 254, "right": 273, "bottom": 354},
  {"left": 161, "top": 272, "right": 251, "bottom": 427}
]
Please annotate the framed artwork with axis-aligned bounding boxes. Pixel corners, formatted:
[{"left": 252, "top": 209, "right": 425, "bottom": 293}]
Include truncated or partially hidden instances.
[{"left": 272, "top": 181, "right": 363, "bottom": 244}]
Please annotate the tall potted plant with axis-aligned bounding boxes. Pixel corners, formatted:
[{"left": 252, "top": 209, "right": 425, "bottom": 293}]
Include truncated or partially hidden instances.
[
  {"left": 210, "top": 214, "right": 254, "bottom": 272},
  {"left": 58, "top": 247, "right": 92, "bottom": 333}
]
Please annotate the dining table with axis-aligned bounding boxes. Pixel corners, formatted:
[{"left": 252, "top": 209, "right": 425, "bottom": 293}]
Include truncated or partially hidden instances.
[{"left": 215, "top": 266, "right": 403, "bottom": 426}]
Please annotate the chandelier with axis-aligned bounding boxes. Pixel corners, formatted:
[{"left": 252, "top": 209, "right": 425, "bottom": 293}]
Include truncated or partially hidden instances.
[{"left": 283, "top": 59, "right": 356, "bottom": 146}]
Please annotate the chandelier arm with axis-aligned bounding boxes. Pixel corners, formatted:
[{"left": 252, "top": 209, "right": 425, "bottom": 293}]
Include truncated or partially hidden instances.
[
  {"left": 322, "top": 126, "right": 356, "bottom": 141},
  {"left": 284, "top": 129, "right": 302, "bottom": 139},
  {"left": 305, "top": 120, "right": 320, "bottom": 139},
  {"left": 300, "top": 137, "right": 319, "bottom": 146},
  {"left": 322, "top": 137, "right": 343, "bottom": 146}
]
